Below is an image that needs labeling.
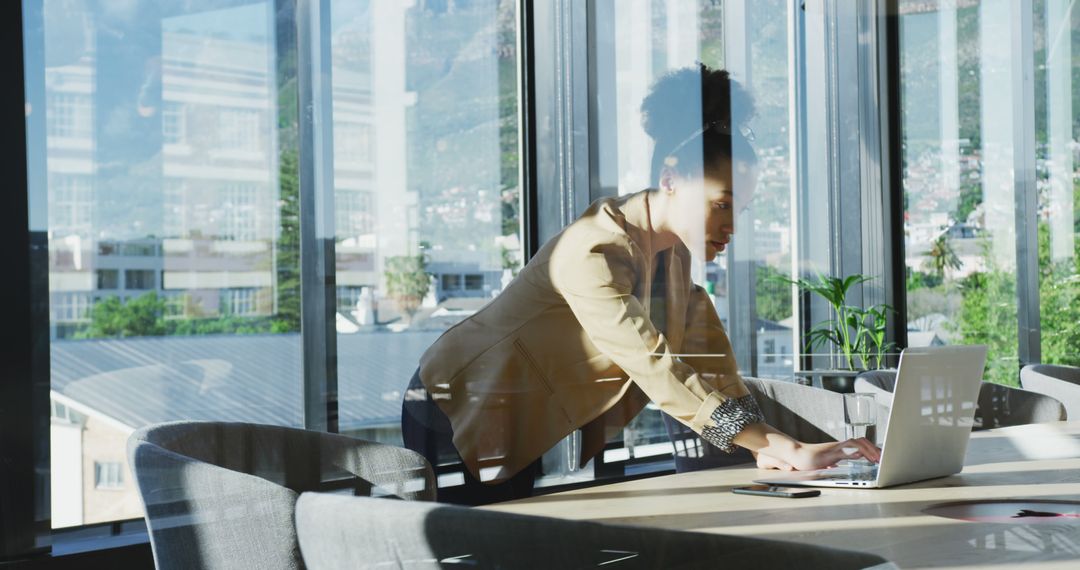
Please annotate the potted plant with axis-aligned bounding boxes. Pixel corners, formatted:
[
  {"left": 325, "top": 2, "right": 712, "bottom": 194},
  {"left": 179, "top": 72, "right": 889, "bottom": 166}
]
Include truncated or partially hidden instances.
[{"left": 776, "top": 273, "right": 896, "bottom": 391}]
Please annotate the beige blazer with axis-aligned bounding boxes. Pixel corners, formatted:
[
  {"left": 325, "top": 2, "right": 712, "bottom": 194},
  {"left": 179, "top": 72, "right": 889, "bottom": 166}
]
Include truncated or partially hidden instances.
[{"left": 419, "top": 190, "right": 757, "bottom": 482}]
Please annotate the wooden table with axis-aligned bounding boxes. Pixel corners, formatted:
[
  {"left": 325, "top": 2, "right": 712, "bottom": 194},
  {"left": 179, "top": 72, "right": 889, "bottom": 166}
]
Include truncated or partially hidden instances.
[{"left": 487, "top": 421, "right": 1080, "bottom": 569}]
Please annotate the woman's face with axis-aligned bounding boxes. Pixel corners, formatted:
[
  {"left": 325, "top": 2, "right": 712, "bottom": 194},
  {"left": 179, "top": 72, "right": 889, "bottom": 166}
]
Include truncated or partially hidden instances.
[{"left": 666, "top": 159, "right": 758, "bottom": 262}]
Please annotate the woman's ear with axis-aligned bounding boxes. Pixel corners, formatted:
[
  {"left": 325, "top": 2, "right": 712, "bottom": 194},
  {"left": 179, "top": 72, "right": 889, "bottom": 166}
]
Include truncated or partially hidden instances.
[{"left": 659, "top": 165, "right": 678, "bottom": 194}]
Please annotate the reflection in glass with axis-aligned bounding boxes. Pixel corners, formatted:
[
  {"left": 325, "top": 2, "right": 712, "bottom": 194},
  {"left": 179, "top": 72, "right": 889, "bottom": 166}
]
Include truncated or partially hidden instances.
[
  {"left": 327, "top": 0, "right": 523, "bottom": 484},
  {"left": 900, "top": 0, "right": 1020, "bottom": 385},
  {"left": 1035, "top": 0, "right": 1080, "bottom": 368},
  {"left": 28, "top": 1, "right": 302, "bottom": 528},
  {"left": 593, "top": 0, "right": 796, "bottom": 467}
]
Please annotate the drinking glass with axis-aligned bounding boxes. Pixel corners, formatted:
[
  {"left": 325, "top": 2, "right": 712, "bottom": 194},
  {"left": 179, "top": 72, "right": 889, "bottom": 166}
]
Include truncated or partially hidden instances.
[
  {"left": 566, "top": 429, "right": 581, "bottom": 472},
  {"left": 843, "top": 393, "right": 877, "bottom": 467}
]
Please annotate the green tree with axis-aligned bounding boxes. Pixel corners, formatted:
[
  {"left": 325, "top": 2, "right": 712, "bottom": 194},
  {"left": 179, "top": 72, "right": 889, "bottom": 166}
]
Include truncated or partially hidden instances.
[
  {"left": 906, "top": 268, "right": 942, "bottom": 291},
  {"left": 1035, "top": 220, "right": 1080, "bottom": 368},
  {"left": 385, "top": 255, "right": 431, "bottom": 324},
  {"left": 271, "top": 6, "right": 301, "bottom": 334},
  {"left": 951, "top": 243, "right": 1019, "bottom": 386},
  {"left": 272, "top": 149, "right": 301, "bottom": 334},
  {"left": 79, "top": 292, "right": 167, "bottom": 338},
  {"left": 167, "top": 316, "right": 274, "bottom": 336},
  {"left": 923, "top": 233, "right": 962, "bottom": 281},
  {"left": 953, "top": 182, "right": 982, "bottom": 226},
  {"left": 953, "top": 219, "right": 1080, "bottom": 386},
  {"left": 78, "top": 292, "right": 282, "bottom": 339},
  {"left": 755, "top": 264, "right": 792, "bottom": 323}
]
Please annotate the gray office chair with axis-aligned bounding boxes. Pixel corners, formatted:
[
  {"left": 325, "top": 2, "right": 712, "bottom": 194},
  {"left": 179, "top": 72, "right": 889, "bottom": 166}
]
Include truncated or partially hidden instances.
[
  {"left": 746, "top": 377, "right": 851, "bottom": 441},
  {"left": 294, "top": 492, "right": 895, "bottom": 570},
  {"left": 1021, "top": 364, "right": 1080, "bottom": 420},
  {"left": 128, "top": 421, "right": 436, "bottom": 570},
  {"left": 855, "top": 370, "right": 1066, "bottom": 429},
  {"left": 854, "top": 370, "right": 899, "bottom": 408},
  {"left": 662, "top": 377, "right": 882, "bottom": 472}
]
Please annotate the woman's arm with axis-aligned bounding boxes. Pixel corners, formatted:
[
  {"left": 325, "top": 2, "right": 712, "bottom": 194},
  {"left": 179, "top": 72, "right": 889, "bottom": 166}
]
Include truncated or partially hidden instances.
[
  {"left": 552, "top": 239, "right": 879, "bottom": 469},
  {"left": 552, "top": 243, "right": 763, "bottom": 454},
  {"left": 734, "top": 422, "right": 881, "bottom": 471},
  {"left": 679, "top": 287, "right": 883, "bottom": 470}
]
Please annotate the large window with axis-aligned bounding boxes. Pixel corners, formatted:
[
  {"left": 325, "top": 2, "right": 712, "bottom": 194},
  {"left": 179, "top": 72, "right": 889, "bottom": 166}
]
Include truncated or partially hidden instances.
[
  {"left": 27, "top": 1, "right": 302, "bottom": 529},
  {"left": 327, "top": 0, "right": 525, "bottom": 488},
  {"left": 1034, "top": 0, "right": 1080, "bottom": 368},
  {"left": 900, "top": 0, "right": 1022, "bottom": 384},
  {"left": 588, "top": 0, "right": 798, "bottom": 464},
  {"left": 595, "top": 0, "right": 798, "bottom": 379},
  {"left": 900, "top": 0, "right": 1080, "bottom": 384},
  {"left": 15, "top": 0, "right": 1076, "bottom": 559}
]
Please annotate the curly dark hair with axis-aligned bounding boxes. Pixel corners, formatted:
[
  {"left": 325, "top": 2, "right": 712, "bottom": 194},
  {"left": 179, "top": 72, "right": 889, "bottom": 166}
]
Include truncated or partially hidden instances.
[{"left": 640, "top": 63, "right": 757, "bottom": 185}]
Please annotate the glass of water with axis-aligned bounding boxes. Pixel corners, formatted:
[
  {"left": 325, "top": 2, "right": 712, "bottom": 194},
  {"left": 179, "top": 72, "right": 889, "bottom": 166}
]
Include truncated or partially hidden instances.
[{"left": 843, "top": 393, "right": 877, "bottom": 467}]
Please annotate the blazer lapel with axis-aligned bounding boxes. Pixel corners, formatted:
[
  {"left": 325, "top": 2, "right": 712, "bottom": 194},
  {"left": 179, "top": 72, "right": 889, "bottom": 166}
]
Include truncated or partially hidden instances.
[
  {"left": 664, "top": 247, "right": 689, "bottom": 353},
  {"left": 616, "top": 192, "right": 656, "bottom": 319}
]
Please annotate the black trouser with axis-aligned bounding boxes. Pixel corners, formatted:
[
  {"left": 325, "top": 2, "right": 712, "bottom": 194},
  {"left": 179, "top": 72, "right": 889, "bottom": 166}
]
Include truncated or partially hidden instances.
[{"left": 401, "top": 368, "right": 539, "bottom": 506}]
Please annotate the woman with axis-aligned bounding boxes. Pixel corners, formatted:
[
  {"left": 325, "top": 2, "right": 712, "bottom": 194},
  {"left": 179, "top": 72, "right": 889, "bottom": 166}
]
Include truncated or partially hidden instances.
[{"left": 402, "top": 64, "right": 880, "bottom": 505}]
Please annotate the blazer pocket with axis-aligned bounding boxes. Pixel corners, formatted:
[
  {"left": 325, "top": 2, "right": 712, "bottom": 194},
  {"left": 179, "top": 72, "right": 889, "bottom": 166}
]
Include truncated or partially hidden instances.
[{"left": 513, "top": 339, "right": 557, "bottom": 396}]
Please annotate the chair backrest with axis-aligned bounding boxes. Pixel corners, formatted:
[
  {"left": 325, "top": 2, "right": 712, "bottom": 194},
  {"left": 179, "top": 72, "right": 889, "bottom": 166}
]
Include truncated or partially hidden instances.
[
  {"left": 854, "top": 370, "right": 897, "bottom": 407},
  {"left": 1021, "top": 364, "right": 1080, "bottom": 420},
  {"left": 1023, "top": 364, "right": 1080, "bottom": 385},
  {"left": 128, "top": 421, "right": 435, "bottom": 570},
  {"left": 855, "top": 370, "right": 1066, "bottom": 430},
  {"left": 976, "top": 382, "right": 1066, "bottom": 429},
  {"left": 744, "top": 377, "right": 849, "bottom": 443},
  {"left": 294, "top": 492, "right": 893, "bottom": 570}
]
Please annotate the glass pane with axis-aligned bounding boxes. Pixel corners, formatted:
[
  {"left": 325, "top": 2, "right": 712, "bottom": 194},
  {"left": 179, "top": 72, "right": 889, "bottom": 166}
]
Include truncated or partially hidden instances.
[
  {"left": 1034, "top": 0, "right": 1080, "bottom": 367},
  {"left": 900, "top": 0, "right": 1020, "bottom": 385},
  {"left": 585, "top": 0, "right": 795, "bottom": 478},
  {"left": 744, "top": 0, "right": 795, "bottom": 379},
  {"left": 596, "top": 0, "right": 794, "bottom": 378},
  {"left": 26, "top": 0, "right": 302, "bottom": 528},
  {"left": 328, "top": 0, "right": 523, "bottom": 491}
]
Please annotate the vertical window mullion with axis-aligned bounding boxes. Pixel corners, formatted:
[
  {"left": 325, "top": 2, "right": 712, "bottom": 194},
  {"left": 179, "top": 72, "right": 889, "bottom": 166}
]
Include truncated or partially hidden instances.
[
  {"left": 4, "top": 0, "right": 50, "bottom": 558},
  {"left": 532, "top": 0, "right": 591, "bottom": 247},
  {"left": 828, "top": 0, "right": 867, "bottom": 297},
  {"left": 796, "top": 0, "right": 836, "bottom": 372},
  {"left": 1012, "top": 0, "right": 1041, "bottom": 366},
  {"left": 882, "top": 0, "right": 908, "bottom": 354},
  {"left": 857, "top": 0, "right": 890, "bottom": 312},
  {"left": 518, "top": 0, "right": 540, "bottom": 259},
  {"left": 724, "top": 0, "right": 758, "bottom": 376},
  {"left": 296, "top": 0, "right": 339, "bottom": 433}
]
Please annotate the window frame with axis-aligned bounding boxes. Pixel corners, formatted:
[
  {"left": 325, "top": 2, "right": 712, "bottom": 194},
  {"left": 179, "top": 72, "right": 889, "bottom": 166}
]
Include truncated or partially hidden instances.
[{"left": 4, "top": 0, "right": 46, "bottom": 559}]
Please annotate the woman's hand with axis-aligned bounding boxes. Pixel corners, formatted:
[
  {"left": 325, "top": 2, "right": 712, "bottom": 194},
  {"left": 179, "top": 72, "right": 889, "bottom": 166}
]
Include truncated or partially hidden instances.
[
  {"left": 754, "top": 438, "right": 881, "bottom": 471},
  {"left": 736, "top": 423, "right": 881, "bottom": 471},
  {"left": 788, "top": 438, "right": 881, "bottom": 471},
  {"left": 754, "top": 452, "right": 794, "bottom": 471}
]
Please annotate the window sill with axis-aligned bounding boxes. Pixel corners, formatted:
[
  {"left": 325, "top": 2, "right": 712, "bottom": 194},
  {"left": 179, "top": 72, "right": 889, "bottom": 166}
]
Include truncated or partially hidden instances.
[{"left": 48, "top": 518, "right": 148, "bottom": 556}]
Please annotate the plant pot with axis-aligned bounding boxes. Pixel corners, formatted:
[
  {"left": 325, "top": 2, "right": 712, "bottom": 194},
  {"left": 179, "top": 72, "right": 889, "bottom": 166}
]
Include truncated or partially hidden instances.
[
  {"left": 795, "top": 370, "right": 860, "bottom": 393},
  {"left": 821, "top": 374, "right": 856, "bottom": 393}
]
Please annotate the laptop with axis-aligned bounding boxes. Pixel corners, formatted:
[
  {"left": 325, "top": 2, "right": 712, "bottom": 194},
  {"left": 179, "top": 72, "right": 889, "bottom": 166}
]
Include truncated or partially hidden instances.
[{"left": 755, "top": 344, "right": 988, "bottom": 489}]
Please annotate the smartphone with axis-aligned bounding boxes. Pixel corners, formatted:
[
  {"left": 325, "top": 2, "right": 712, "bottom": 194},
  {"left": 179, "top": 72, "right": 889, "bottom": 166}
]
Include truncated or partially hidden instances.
[{"left": 731, "top": 485, "right": 820, "bottom": 498}]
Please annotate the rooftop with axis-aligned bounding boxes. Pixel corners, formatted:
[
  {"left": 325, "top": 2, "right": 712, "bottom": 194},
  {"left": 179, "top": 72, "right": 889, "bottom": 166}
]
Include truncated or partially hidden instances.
[{"left": 52, "top": 331, "right": 443, "bottom": 432}]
